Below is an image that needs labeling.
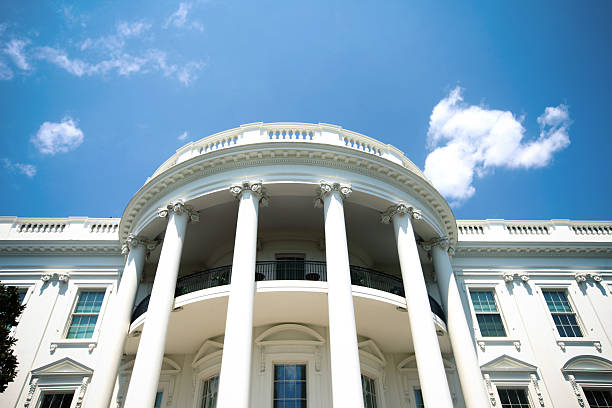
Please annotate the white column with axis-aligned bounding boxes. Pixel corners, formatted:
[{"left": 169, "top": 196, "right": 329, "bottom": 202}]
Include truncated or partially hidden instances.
[
  {"left": 85, "top": 234, "right": 155, "bottom": 408},
  {"left": 382, "top": 204, "right": 453, "bottom": 408},
  {"left": 316, "top": 182, "right": 364, "bottom": 408},
  {"left": 123, "top": 200, "right": 198, "bottom": 408},
  {"left": 428, "top": 240, "right": 490, "bottom": 408},
  {"left": 217, "top": 181, "right": 266, "bottom": 408}
]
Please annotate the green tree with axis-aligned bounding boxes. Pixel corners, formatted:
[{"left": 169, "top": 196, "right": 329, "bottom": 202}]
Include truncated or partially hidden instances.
[{"left": 0, "top": 284, "right": 24, "bottom": 393}]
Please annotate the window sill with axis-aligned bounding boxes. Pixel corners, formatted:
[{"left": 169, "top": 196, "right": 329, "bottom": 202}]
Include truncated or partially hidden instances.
[
  {"left": 555, "top": 339, "right": 602, "bottom": 352},
  {"left": 50, "top": 339, "right": 97, "bottom": 354},
  {"left": 476, "top": 338, "right": 522, "bottom": 351}
]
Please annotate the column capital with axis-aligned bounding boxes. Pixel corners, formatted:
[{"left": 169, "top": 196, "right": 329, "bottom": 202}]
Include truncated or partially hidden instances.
[
  {"left": 229, "top": 181, "right": 269, "bottom": 206},
  {"left": 380, "top": 203, "right": 422, "bottom": 224},
  {"left": 121, "top": 233, "right": 160, "bottom": 255},
  {"left": 420, "top": 236, "right": 455, "bottom": 255},
  {"left": 157, "top": 199, "right": 200, "bottom": 222},
  {"left": 313, "top": 181, "right": 352, "bottom": 208}
]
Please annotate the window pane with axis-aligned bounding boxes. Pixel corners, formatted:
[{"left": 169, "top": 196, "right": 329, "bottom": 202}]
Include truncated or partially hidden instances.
[
  {"left": 154, "top": 392, "right": 163, "bottom": 408},
  {"left": 66, "top": 314, "right": 99, "bottom": 339},
  {"left": 361, "top": 375, "right": 377, "bottom": 408},
  {"left": 66, "top": 291, "right": 104, "bottom": 339},
  {"left": 74, "top": 291, "right": 104, "bottom": 313},
  {"left": 543, "top": 291, "right": 573, "bottom": 313},
  {"left": 201, "top": 376, "right": 218, "bottom": 408},
  {"left": 476, "top": 314, "right": 506, "bottom": 337},
  {"left": 471, "top": 291, "right": 499, "bottom": 313},
  {"left": 274, "top": 364, "right": 306, "bottom": 408},
  {"left": 497, "top": 388, "right": 530, "bottom": 408},
  {"left": 414, "top": 389, "right": 424, "bottom": 408},
  {"left": 40, "top": 393, "right": 74, "bottom": 408},
  {"left": 585, "top": 389, "right": 612, "bottom": 408}
]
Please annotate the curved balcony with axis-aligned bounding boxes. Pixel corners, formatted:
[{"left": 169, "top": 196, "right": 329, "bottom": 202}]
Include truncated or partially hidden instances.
[{"left": 131, "top": 261, "right": 446, "bottom": 323}]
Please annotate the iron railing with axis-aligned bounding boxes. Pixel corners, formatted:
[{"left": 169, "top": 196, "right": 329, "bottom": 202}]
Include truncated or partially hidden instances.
[{"left": 130, "top": 261, "right": 446, "bottom": 323}]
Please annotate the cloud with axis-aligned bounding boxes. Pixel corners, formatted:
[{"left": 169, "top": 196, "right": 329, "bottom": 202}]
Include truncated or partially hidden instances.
[
  {"left": 37, "top": 47, "right": 90, "bottom": 76},
  {"left": 80, "top": 21, "right": 151, "bottom": 52},
  {"left": 0, "top": 60, "right": 13, "bottom": 80},
  {"left": 59, "top": 5, "right": 88, "bottom": 27},
  {"left": 4, "top": 39, "right": 30, "bottom": 70},
  {"left": 31, "top": 116, "right": 84, "bottom": 155},
  {"left": 178, "top": 131, "right": 188, "bottom": 141},
  {"left": 2, "top": 158, "right": 37, "bottom": 178},
  {"left": 164, "top": 3, "right": 204, "bottom": 31},
  {"left": 177, "top": 61, "right": 204, "bottom": 85},
  {"left": 423, "top": 87, "right": 570, "bottom": 205}
]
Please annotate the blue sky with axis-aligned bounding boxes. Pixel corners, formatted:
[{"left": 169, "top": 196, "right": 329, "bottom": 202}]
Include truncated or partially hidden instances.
[{"left": 1, "top": 1, "right": 611, "bottom": 220}]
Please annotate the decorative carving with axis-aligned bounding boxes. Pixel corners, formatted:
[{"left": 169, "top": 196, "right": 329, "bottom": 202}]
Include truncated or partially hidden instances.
[
  {"left": 315, "top": 346, "right": 321, "bottom": 374},
  {"left": 503, "top": 273, "right": 515, "bottom": 283},
  {"left": 421, "top": 236, "right": 452, "bottom": 254},
  {"left": 157, "top": 199, "right": 200, "bottom": 222},
  {"left": 484, "top": 374, "right": 496, "bottom": 406},
  {"left": 557, "top": 341, "right": 566, "bottom": 351},
  {"left": 380, "top": 203, "right": 422, "bottom": 224},
  {"left": 530, "top": 374, "right": 544, "bottom": 406},
  {"left": 568, "top": 375, "right": 585, "bottom": 407},
  {"left": 50, "top": 343, "right": 57, "bottom": 353},
  {"left": 519, "top": 273, "right": 530, "bottom": 282},
  {"left": 74, "top": 377, "right": 89, "bottom": 408},
  {"left": 313, "top": 181, "right": 352, "bottom": 207},
  {"left": 503, "top": 272, "right": 530, "bottom": 283},
  {"left": 58, "top": 272, "right": 70, "bottom": 283},
  {"left": 24, "top": 378, "right": 38, "bottom": 407},
  {"left": 574, "top": 273, "right": 587, "bottom": 283},
  {"left": 478, "top": 341, "right": 486, "bottom": 351},
  {"left": 259, "top": 346, "right": 265, "bottom": 374},
  {"left": 88, "top": 343, "right": 96, "bottom": 353},
  {"left": 121, "top": 233, "right": 159, "bottom": 255},
  {"left": 513, "top": 341, "right": 522, "bottom": 351},
  {"left": 229, "top": 181, "right": 269, "bottom": 206},
  {"left": 41, "top": 273, "right": 53, "bottom": 282},
  {"left": 589, "top": 273, "right": 603, "bottom": 283},
  {"left": 594, "top": 341, "right": 602, "bottom": 352}
]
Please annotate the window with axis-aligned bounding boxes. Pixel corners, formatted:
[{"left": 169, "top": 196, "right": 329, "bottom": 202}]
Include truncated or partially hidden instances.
[
  {"left": 154, "top": 392, "right": 163, "bottom": 408},
  {"left": 273, "top": 364, "right": 306, "bottom": 408},
  {"left": 543, "top": 291, "right": 582, "bottom": 337},
  {"left": 585, "top": 389, "right": 612, "bottom": 408},
  {"left": 470, "top": 290, "right": 506, "bottom": 337},
  {"left": 201, "top": 376, "right": 219, "bottom": 408},
  {"left": 414, "top": 388, "right": 424, "bottom": 408},
  {"left": 17, "top": 288, "right": 27, "bottom": 305},
  {"left": 497, "top": 388, "right": 531, "bottom": 408},
  {"left": 361, "top": 375, "right": 378, "bottom": 408},
  {"left": 39, "top": 392, "right": 74, "bottom": 408},
  {"left": 275, "top": 255, "right": 305, "bottom": 280},
  {"left": 66, "top": 291, "right": 104, "bottom": 339}
]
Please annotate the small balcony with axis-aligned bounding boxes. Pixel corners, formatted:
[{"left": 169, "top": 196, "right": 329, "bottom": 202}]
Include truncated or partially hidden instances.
[{"left": 131, "top": 260, "right": 446, "bottom": 323}]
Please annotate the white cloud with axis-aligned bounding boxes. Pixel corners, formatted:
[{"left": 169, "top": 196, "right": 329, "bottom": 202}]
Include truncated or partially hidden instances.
[
  {"left": 424, "top": 87, "right": 571, "bottom": 205},
  {"left": 37, "top": 47, "right": 90, "bottom": 76},
  {"left": 32, "top": 116, "right": 84, "bottom": 155},
  {"left": 178, "top": 131, "right": 188, "bottom": 141},
  {"left": 0, "top": 59, "right": 13, "bottom": 80},
  {"left": 2, "top": 158, "right": 37, "bottom": 178},
  {"left": 177, "top": 60, "right": 204, "bottom": 85},
  {"left": 164, "top": 3, "right": 204, "bottom": 31},
  {"left": 80, "top": 20, "right": 151, "bottom": 52},
  {"left": 4, "top": 39, "right": 30, "bottom": 70}
]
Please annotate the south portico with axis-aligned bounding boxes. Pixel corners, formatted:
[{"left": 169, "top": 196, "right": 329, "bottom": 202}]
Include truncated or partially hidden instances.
[{"left": 84, "top": 179, "right": 488, "bottom": 408}]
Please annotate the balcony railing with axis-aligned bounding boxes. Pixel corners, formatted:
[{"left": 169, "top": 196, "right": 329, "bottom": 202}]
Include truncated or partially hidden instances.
[{"left": 131, "top": 261, "right": 446, "bottom": 324}]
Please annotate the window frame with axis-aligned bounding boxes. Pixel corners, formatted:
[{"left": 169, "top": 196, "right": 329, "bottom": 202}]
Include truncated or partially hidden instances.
[
  {"left": 495, "top": 386, "right": 533, "bottom": 408},
  {"left": 538, "top": 285, "right": 586, "bottom": 340},
  {"left": 583, "top": 387, "right": 612, "bottom": 408},
  {"left": 61, "top": 285, "right": 111, "bottom": 342},
  {"left": 467, "top": 286, "right": 509, "bottom": 339},
  {"left": 272, "top": 363, "right": 308, "bottom": 408},
  {"left": 36, "top": 391, "right": 76, "bottom": 408}
]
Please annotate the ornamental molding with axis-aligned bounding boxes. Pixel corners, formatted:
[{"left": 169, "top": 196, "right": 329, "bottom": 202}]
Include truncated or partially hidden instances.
[
  {"left": 0, "top": 243, "right": 122, "bottom": 255},
  {"left": 420, "top": 236, "right": 455, "bottom": 255},
  {"left": 502, "top": 272, "right": 530, "bottom": 283},
  {"left": 118, "top": 144, "right": 456, "bottom": 247},
  {"left": 157, "top": 199, "right": 200, "bottom": 222},
  {"left": 229, "top": 181, "right": 270, "bottom": 206},
  {"left": 313, "top": 181, "right": 352, "bottom": 207},
  {"left": 121, "top": 233, "right": 159, "bottom": 255},
  {"left": 483, "top": 374, "right": 496, "bottom": 406},
  {"left": 530, "top": 374, "right": 545, "bottom": 406},
  {"left": 23, "top": 378, "right": 38, "bottom": 408},
  {"left": 454, "top": 244, "right": 612, "bottom": 257},
  {"left": 568, "top": 375, "right": 585, "bottom": 407},
  {"left": 574, "top": 272, "right": 603, "bottom": 283},
  {"left": 380, "top": 203, "right": 422, "bottom": 224},
  {"left": 41, "top": 272, "right": 70, "bottom": 283}
]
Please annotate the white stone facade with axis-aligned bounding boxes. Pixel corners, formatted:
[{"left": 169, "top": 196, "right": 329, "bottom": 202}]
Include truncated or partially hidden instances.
[{"left": 0, "top": 123, "right": 610, "bottom": 408}]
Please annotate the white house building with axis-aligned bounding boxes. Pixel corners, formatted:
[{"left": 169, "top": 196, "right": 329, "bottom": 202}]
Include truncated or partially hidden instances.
[{"left": 1, "top": 122, "right": 611, "bottom": 408}]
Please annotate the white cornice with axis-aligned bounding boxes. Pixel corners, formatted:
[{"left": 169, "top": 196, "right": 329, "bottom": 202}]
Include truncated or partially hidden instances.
[
  {"left": 118, "top": 142, "right": 457, "bottom": 247},
  {"left": 0, "top": 241, "right": 121, "bottom": 255},
  {"left": 455, "top": 242, "right": 612, "bottom": 257}
]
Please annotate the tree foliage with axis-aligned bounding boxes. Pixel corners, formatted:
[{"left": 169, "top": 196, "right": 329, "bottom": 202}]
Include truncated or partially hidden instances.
[{"left": 0, "top": 284, "right": 24, "bottom": 393}]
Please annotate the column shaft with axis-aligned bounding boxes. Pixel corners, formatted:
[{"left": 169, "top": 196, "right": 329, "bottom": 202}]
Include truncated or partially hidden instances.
[
  {"left": 432, "top": 245, "right": 490, "bottom": 408},
  {"left": 217, "top": 190, "right": 260, "bottom": 408},
  {"left": 323, "top": 190, "right": 364, "bottom": 408},
  {"left": 123, "top": 210, "right": 189, "bottom": 407},
  {"left": 85, "top": 243, "right": 146, "bottom": 408},
  {"left": 392, "top": 213, "right": 453, "bottom": 408}
]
